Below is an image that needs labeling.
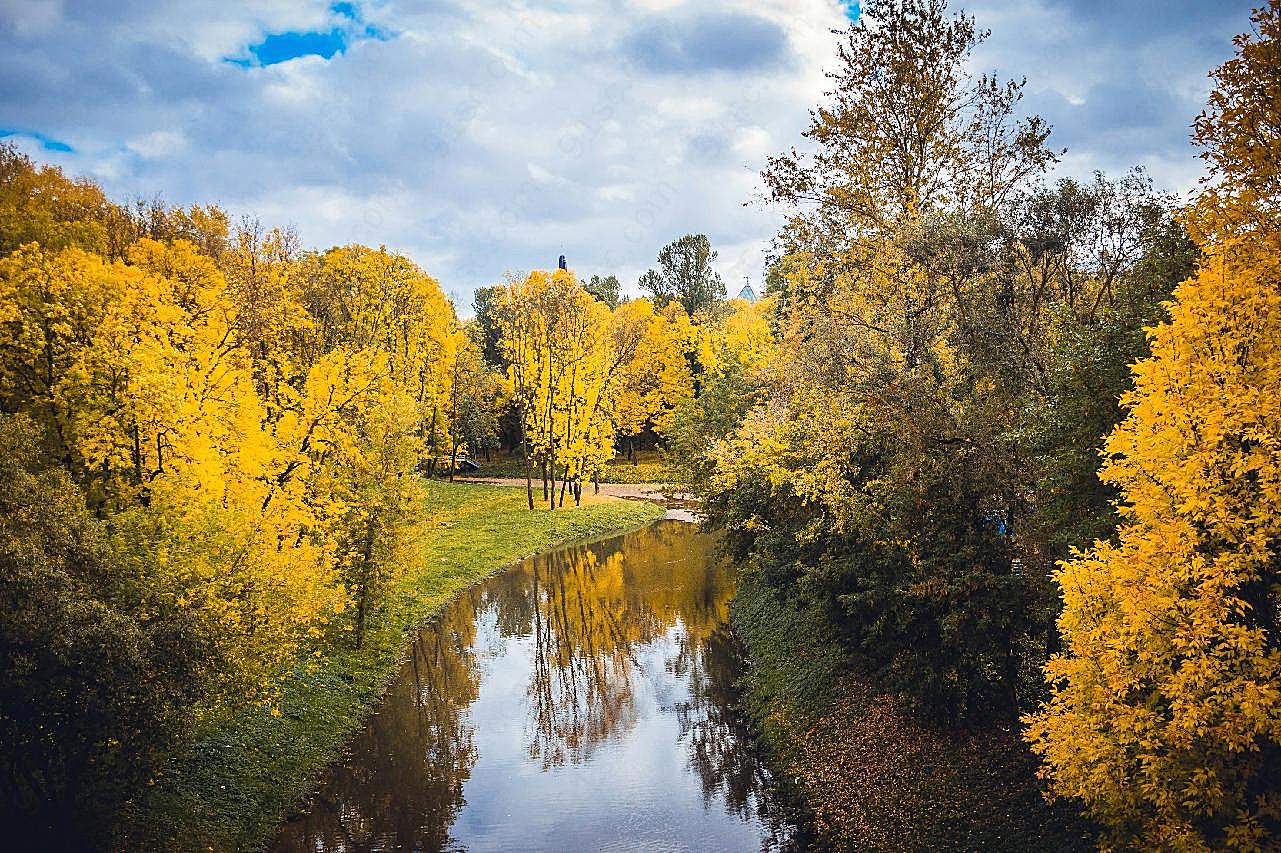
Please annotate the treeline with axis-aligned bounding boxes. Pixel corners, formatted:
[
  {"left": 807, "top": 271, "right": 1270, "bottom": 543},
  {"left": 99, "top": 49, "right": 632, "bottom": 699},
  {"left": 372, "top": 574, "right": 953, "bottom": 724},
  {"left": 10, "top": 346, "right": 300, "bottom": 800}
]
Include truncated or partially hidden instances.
[
  {"left": 0, "top": 146, "right": 497, "bottom": 845},
  {"left": 0, "top": 142, "right": 772, "bottom": 844},
  {"left": 469, "top": 233, "right": 773, "bottom": 508},
  {"left": 694, "top": 0, "right": 1280, "bottom": 849}
]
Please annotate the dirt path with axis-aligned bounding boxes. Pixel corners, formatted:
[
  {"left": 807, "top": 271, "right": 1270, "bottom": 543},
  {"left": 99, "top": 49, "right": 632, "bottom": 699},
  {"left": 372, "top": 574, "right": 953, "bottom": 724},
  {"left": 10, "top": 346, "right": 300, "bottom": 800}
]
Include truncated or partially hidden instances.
[{"left": 453, "top": 477, "right": 696, "bottom": 506}]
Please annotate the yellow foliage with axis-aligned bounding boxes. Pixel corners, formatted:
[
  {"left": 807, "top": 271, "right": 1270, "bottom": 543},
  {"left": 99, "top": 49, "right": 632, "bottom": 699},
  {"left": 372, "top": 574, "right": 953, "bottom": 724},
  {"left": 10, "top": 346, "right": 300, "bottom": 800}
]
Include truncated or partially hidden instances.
[
  {"left": 1026, "top": 9, "right": 1281, "bottom": 847},
  {"left": 1025, "top": 235, "right": 1281, "bottom": 849},
  {"left": 0, "top": 223, "right": 462, "bottom": 701}
]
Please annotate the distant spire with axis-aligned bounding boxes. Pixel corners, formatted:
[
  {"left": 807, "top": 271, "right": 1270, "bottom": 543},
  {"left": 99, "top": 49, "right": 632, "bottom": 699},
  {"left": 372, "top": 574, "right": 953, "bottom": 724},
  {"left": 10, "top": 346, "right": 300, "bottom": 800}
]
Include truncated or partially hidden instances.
[{"left": 558, "top": 254, "right": 567, "bottom": 271}]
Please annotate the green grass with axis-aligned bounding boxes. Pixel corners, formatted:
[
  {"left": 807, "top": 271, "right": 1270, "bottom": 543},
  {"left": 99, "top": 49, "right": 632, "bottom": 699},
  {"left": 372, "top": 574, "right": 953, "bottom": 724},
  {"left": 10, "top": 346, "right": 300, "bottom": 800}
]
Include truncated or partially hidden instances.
[
  {"left": 123, "top": 481, "right": 663, "bottom": 852},
  {"left": 732, "top": 570, "right": 1094, "bottom": 852}
]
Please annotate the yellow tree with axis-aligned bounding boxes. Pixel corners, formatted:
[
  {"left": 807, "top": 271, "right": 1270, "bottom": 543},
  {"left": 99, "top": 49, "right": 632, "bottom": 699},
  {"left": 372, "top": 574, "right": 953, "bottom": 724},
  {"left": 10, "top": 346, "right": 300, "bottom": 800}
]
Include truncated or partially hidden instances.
[
  {"left": 496, "top": 269, "right": 621, "bottom": 508},
  {"left": 611, "top": 298, "right": 694, "bottom": 461},
  {"left": 0, "top": 143, "right": 116, "bottom": 257},
  {"left": 288, "top": 245, "right": 456, "bottom": 640},
  {"left": 0, "top": 237, "right": 343, "bottom": 700},
  {"left": 1025, "top": 3, "right": 1281, "bottom": 847},
  {"left": 445, "top": 328, "right": 500, "bottom": 479}
]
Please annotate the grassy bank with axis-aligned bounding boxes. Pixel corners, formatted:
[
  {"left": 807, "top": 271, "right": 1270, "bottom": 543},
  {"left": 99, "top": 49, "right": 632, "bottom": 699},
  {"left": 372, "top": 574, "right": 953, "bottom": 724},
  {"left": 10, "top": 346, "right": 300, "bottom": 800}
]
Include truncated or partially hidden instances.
[
  {"left": 124, "top": 481, "right": 663, "bottom": 852},
  {"left": 732, "top": 571, "right": 1093, "bottom": 852}
]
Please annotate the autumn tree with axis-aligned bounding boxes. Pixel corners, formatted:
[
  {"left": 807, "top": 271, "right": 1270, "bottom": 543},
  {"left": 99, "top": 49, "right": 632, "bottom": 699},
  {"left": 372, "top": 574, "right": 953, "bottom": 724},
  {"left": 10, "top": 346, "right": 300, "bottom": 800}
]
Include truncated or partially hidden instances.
[
  {"left": 700, "top": 0, "right": 1060, "bottom": 721},
  {"left": 0, "top": 141, "right": 492, "bottom": 843},
  {"left": 0, "top": 143, "right": 116, "bottom": 257},
  {"left": 446, "top": 329, "right": 501, "bottom": 478},
  {"left": 1026, "top": 3, "right": 1281, "bottom": 847},
  {"left": 496, "top": 269, "right": 646, "bottom": 508},
  {"left": 611, "top": 298, "right": 694, "bottom": 462}
]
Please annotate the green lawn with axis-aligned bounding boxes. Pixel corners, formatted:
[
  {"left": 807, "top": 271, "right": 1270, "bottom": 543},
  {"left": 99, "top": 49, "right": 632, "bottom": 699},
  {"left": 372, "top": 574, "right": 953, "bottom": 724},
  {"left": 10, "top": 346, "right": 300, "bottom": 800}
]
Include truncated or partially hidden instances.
[{"left": 123, "top": 481, "right": 663, "bottom": 852}]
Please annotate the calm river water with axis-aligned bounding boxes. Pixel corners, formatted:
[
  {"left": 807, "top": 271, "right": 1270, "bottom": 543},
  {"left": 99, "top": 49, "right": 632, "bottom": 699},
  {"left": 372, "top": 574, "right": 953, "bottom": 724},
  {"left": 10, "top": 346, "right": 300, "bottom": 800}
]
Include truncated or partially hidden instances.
[{"left": 271, "top": 518, "right": 799, "bottom": 852}]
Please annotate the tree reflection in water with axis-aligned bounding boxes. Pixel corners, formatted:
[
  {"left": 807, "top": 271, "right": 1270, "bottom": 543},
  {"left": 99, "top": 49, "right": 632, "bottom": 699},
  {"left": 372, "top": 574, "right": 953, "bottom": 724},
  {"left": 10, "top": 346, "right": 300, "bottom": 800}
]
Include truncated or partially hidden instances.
[
  {"left": 518, "top": 523, "right": 795, "bottom": 846},
  {"left": 273, "top": 521, "right": 798, "bottom": 852},
  {"left": 680, "top": 625, "right": 802, "bottom": 850},
  {"left": 273, "top": 590, "right": 482, "bottom": 852}
]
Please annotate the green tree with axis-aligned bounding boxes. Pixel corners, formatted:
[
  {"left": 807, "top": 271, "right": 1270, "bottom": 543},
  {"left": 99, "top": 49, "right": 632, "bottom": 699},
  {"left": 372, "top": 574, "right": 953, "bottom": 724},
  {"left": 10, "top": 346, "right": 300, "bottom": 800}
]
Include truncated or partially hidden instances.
[
  {"left": 703, "top": 0, "right": 1059, "bottom": 721},
  {"left": 639, "top": 234, "right": 725, "bottom": 316},
  {"left": 585, "top": 274, "right": 622, "bottom": 309},
  {"left": 0, "top": 415, "right": 207, "bottom": 850},
  {"left": 471, "top": 284, "right": 505, "bottom": 365}
]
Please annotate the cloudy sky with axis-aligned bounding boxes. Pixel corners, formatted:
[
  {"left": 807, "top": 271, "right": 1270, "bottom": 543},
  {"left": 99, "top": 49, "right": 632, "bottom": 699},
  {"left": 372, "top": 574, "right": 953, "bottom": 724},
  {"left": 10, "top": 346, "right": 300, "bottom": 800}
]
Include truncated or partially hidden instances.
[{"left": 0, "top": 0, "right": 1258, "bottom": 306}]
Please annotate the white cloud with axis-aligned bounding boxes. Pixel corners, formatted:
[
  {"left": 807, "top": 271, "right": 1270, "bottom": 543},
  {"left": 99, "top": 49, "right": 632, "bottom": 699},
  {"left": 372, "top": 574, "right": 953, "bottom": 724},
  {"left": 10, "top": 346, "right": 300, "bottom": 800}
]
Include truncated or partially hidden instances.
[
  {"left": 126, "top": 129, "right": 187, "bottom": 159},
  {"left": 0, "top": 0, "right": 1257, "bottom": 306}
]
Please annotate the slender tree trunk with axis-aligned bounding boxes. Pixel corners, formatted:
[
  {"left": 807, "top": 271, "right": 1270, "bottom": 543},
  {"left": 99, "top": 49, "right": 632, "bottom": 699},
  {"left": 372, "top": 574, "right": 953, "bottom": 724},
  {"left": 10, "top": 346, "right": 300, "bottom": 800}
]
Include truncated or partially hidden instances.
[
  {"left": 425, "top": 406, "right": 439, "bottom": 477},
  {"left": 522, "top": 432, "right": 534, "bottom": 511},
  {"left": 593, "top": 472, "right": 599, "bottom": 495},
  {"left": 548, "top": 446, "right": 557, "bottom": 510},
  {"left": 573, "top": 479, "right": 581, "bottom": 506},
  {"left": 448, "top": 440, "right": 459, "bottom": 482},
  {"left": 355, "top": 518, "right": 376, "bottom": 650},
  {"left": 132, "top": 423, "right": 143, "bottom": 484},
  {"left": 558, "top": 470, "right": 569, "bottom": 508}
]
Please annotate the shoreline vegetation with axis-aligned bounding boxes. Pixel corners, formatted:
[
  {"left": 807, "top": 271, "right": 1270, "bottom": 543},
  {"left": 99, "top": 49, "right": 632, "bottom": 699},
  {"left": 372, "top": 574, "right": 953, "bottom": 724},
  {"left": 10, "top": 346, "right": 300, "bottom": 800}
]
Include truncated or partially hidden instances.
[
  {"left": 122, "top": 482, "right": 662, "bottom": 852},
  {"left": 731, "top": 571, "right": 1094, "bottom": 851}
]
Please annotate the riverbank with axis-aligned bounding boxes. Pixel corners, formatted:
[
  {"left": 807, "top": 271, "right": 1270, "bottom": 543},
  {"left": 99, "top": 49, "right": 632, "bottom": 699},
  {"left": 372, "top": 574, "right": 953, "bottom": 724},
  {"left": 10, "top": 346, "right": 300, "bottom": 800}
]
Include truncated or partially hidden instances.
[
  {"left": 732, "top": 571, "right": 1094, "bottom": 851},
  {"left": 122, "top": 481, "right": 663, "bottom": 852}
]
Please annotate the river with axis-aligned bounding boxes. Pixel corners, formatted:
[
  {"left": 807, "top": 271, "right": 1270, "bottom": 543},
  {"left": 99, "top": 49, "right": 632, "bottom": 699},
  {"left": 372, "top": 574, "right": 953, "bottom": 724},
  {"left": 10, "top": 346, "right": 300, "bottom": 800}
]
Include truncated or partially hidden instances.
[{"left": 270, "top": 518, "right": 799, "bottom": 852}]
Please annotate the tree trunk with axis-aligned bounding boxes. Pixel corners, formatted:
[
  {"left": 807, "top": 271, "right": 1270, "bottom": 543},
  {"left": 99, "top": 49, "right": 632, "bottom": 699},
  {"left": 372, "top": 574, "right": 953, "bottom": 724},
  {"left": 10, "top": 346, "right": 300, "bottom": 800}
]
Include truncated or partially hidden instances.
[
  {"left": 518, "top": 410, "right": 534, "bottom": 510},
  {"left": 522, "top": 434, "right": 534, "bottom": 510},
  {"left": 354, "top": 518, "right": 376, "bottom": 650}
]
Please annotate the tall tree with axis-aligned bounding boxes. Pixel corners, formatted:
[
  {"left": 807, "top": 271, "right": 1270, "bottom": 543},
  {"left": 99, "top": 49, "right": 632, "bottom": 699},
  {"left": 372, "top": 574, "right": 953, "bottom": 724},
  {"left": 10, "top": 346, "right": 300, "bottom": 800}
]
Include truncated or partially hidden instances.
[
  {"left": 1026, "top": 3, "right": 1281, "bottom": 848},
  {"left": 585, "top": 274, "right": 622, "bottom": 309},
  {"left": 700, "top": 0, "right": 1059, "bottom": 721},
  {"left": 763, "top": 0, "right": 1055, "bottom": 243},
  {"left": 639, "top": 234, "right": 726, "bottom": 316}
]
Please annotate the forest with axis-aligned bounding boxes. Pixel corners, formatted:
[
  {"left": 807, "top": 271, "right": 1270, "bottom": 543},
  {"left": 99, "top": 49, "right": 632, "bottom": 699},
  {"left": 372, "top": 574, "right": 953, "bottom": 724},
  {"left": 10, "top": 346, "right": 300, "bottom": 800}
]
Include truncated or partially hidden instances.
[{"left": 1, "top": 0, "right": 1279, "bottom": 850}]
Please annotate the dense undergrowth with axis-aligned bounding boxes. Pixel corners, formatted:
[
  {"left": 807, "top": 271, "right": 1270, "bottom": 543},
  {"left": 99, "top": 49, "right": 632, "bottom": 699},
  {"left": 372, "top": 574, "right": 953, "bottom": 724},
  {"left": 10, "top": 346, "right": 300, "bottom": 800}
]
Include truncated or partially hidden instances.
[{"left": 732, "top": 570, "right": 1094, "bottom": 852}]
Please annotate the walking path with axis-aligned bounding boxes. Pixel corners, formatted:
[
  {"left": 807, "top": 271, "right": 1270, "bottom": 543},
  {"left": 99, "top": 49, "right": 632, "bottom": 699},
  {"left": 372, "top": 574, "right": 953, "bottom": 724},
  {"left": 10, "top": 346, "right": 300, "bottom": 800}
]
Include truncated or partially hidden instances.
[{"left": 454, "top": 477, "right": 697, "bottom": 507}]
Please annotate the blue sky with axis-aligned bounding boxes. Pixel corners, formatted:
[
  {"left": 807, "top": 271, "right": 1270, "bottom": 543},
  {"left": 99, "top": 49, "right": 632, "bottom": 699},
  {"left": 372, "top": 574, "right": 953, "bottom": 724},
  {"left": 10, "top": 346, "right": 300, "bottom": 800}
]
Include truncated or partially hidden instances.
[{"left": 0, "top": 0, "right": 1258, "bottom": 304}]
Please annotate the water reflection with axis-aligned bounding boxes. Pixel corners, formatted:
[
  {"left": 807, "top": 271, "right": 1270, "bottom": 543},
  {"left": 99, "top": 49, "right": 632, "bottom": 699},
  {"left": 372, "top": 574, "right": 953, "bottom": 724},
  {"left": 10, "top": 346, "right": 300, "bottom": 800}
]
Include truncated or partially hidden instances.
[{"left": 274, "top": 521, "right": 797, "bottom": 852}]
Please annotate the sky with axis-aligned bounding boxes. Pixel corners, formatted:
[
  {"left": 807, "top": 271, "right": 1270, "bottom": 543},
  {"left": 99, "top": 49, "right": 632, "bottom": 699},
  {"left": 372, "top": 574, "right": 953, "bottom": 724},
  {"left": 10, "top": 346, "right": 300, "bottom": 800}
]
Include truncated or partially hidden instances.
[{"left": 0, "top": 0, "right": 1259, "bottom": 308}]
